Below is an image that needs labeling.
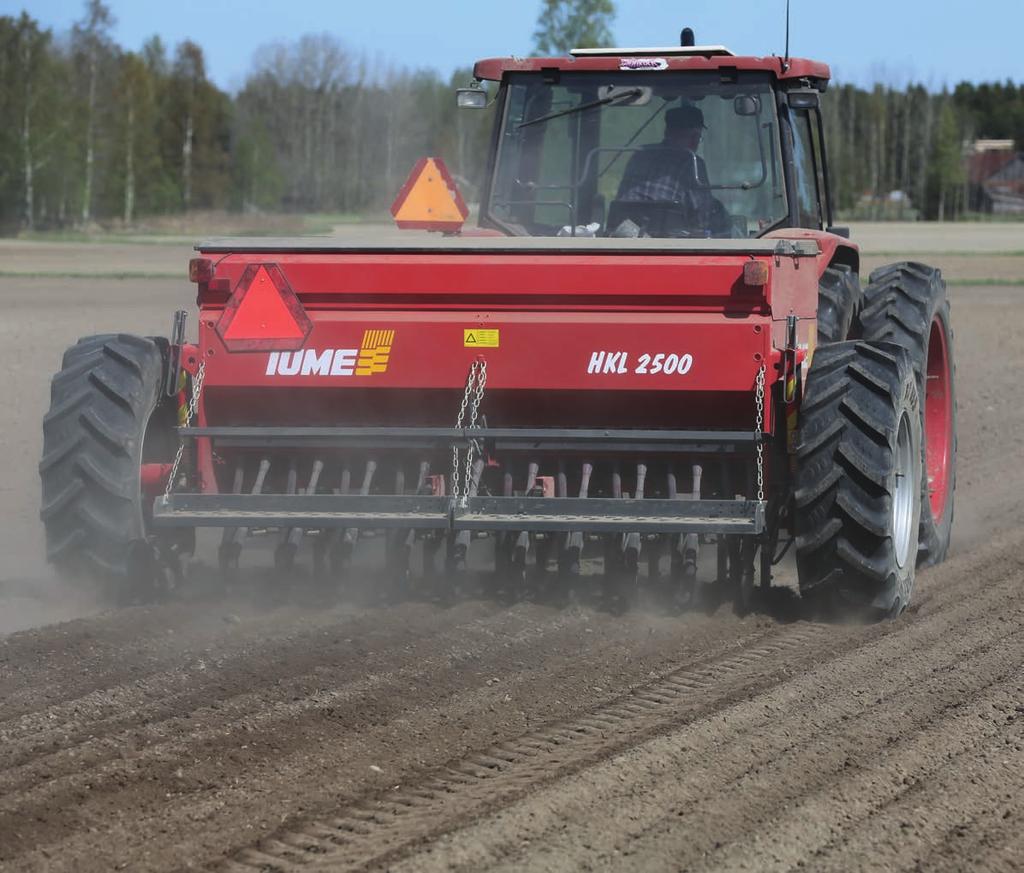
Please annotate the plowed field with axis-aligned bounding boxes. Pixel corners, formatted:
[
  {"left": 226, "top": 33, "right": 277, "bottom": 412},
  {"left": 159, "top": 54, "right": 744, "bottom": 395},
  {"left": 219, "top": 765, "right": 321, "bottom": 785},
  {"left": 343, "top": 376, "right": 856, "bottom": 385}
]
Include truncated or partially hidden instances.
[{"left": 1, "top": 226, "right": 1022, "bottom": 871}]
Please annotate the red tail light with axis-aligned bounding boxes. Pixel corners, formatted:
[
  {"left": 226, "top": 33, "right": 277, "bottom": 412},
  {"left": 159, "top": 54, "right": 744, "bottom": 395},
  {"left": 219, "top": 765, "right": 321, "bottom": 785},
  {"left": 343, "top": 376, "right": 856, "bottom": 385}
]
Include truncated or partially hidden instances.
[
  {"left": 189, "top": 257, "right": 214, "bottom": 283},
  {"left": 215, "top": 263, "right": 312, "bottom": 352},
  {"left": 743, "top": 260, "right": 769, "bottom": 287}
]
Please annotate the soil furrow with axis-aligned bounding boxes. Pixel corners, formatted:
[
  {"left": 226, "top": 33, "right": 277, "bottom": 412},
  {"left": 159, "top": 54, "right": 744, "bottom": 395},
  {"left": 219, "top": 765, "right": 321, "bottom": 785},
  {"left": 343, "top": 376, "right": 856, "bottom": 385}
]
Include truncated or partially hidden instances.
[{"left": 212, "top": 537, "right": 1023, "bottom": 872}]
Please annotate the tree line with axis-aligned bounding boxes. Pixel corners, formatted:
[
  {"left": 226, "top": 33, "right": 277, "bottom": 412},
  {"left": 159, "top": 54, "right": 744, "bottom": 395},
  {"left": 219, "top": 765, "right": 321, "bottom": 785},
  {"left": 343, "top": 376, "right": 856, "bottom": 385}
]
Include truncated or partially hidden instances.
[
  {"left": 1, "top": 1, "right": 1022, "bottom": 233},
  {"left": 823, "top": 81, "right": 1024, "bottom": 220}
]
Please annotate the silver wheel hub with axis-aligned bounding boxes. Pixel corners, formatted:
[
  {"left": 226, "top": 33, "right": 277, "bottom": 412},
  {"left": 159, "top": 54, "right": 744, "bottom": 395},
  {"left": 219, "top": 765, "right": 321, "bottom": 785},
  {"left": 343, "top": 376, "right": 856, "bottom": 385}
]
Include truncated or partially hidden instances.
[{"left": 893, "top": 412, "right": 915, "bottom": 570}]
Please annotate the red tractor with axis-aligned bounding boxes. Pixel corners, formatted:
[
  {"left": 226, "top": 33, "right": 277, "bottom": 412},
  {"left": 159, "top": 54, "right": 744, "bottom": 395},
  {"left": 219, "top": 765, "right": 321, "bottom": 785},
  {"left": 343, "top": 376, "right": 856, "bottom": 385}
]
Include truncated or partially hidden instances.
[{"left": 40, "top": 32, "right": 956, "bottom": 618}]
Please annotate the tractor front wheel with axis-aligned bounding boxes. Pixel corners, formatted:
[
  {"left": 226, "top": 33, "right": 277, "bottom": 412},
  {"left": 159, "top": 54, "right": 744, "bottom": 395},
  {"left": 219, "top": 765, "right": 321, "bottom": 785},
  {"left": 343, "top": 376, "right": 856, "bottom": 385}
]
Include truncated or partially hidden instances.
[
  {"left": 794, "top": 341, "right": 922, "bottom": 618},
  {"left": 39, "top": 334, "right": 179, "bottom": 600}
]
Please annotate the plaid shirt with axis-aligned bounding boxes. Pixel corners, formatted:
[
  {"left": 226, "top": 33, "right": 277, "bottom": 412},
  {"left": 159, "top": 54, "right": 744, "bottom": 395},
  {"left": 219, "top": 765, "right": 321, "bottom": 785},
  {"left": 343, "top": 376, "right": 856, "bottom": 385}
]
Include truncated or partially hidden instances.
[{"left": 617, "top": 144, "right": 709, "bottom": 202}]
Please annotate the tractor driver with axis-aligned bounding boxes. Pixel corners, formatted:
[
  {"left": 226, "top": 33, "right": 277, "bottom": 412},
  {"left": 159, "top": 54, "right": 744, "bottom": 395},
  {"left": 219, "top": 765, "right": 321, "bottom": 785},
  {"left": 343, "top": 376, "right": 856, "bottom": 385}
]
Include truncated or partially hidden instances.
[{"left": 615, "top": 103, "right": 731, "bottom": 236}]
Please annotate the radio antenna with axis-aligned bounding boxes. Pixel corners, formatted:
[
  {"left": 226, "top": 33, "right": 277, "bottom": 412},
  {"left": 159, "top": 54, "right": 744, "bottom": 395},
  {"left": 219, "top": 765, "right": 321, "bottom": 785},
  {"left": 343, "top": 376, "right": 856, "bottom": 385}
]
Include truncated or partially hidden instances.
[{"left": 782, "top": 0, "right": 791, "bottom": 72}]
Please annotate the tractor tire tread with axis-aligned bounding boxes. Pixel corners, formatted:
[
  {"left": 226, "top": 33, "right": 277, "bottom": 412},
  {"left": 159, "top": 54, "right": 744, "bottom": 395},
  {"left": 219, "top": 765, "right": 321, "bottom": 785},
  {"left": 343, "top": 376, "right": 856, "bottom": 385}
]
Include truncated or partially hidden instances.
[
  {"left": 816, "top": 264, "right": 863, "bottom": 344},
  {"left": 860, "top": 261, "right": 956, "bottom": 566},
  {"left": 40, "top": 334, "right": 167, "bottom": 582},
  {"left": 795, "top": 340, "right": 921, "bottom": 614}
]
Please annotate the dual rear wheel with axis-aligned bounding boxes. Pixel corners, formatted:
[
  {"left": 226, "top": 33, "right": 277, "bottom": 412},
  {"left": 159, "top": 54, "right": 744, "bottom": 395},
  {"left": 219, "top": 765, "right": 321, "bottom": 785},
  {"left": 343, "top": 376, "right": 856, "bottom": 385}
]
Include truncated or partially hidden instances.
[{"left": 797, "top": 262, "right": 955, "bottom": 616}]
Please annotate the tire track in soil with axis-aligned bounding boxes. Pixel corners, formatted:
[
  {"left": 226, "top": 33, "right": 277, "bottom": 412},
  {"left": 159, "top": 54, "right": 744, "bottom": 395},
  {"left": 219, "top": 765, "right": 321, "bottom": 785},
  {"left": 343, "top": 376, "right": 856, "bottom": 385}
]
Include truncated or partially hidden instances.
[
  {"left": 799, "top": 682, "right": 1024, "bottom": 873},
  {"left": 635, "top": 644, "right": 1023, "bottom": 873},
  {"left": 452, "top": 660, "right": 1022, "bottom": 873},
  {"left": 212, "top": 532, "right": 1024, "bottom": 873},
  {"left": 392, "top": 604, "right": 1022, "bottom": 872}
]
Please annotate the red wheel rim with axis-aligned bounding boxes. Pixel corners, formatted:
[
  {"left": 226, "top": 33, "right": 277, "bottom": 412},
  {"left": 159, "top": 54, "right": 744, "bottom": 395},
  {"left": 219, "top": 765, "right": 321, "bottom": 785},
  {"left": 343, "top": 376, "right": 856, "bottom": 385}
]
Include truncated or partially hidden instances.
[{"left": 925, "top": 316, "right": 952, "bottom": 520}]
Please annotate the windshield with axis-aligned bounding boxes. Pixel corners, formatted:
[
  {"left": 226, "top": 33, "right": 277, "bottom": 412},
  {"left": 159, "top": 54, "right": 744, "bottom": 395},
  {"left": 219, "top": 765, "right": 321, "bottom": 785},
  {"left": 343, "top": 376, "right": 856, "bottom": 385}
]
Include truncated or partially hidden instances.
[{"left": 486, "top": 72, "right": 787, "bottom": 239}]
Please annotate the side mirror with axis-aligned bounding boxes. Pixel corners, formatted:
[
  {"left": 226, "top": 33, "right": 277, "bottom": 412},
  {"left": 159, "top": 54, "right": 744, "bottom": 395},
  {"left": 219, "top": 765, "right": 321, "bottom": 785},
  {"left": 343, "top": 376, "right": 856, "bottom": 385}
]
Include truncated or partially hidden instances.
[
  {"left": 456, "top": 85, "right": 487, "bottom": 109},
  {"left": 787, "top": 89, "right": 820, "bottom": 110},
  {"left": 734, "top": 94, "right": 760, "bottom": 116}
]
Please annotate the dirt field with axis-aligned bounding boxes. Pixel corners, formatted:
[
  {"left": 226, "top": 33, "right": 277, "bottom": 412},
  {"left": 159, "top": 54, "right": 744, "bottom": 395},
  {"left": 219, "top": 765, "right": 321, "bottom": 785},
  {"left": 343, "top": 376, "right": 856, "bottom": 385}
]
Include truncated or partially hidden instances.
[{"left": 1, "top": 225, "right": 1023, "bottom": 872}]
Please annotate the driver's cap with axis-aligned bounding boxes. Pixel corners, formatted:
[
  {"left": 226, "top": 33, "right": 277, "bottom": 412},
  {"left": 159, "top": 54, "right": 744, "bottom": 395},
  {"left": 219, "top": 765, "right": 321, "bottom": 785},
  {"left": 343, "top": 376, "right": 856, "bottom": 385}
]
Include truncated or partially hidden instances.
[{"left": 666, "top": 104, "right": 706, "bottom": 130}]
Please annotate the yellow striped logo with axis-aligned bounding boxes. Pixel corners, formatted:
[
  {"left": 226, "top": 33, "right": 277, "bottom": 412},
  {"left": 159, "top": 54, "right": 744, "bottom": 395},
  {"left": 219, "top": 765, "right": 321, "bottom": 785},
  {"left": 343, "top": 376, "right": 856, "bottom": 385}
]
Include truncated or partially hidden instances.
[{"left": 356, "top": 329, "right": 395, "bottom": 376}]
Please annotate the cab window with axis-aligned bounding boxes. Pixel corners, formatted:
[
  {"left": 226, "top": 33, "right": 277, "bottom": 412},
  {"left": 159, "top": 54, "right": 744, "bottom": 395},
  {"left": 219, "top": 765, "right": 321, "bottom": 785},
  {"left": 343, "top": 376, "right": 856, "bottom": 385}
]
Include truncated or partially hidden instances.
[{"left": 789, "top": 109, "right": 822, "bottom": 229}]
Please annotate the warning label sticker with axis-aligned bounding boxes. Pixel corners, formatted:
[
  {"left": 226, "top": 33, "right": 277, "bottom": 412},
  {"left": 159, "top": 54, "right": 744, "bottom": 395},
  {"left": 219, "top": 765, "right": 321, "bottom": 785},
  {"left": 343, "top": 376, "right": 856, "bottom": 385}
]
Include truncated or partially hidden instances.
[{"left": 464, "top": 329, "right": 499, "bottom": 348}]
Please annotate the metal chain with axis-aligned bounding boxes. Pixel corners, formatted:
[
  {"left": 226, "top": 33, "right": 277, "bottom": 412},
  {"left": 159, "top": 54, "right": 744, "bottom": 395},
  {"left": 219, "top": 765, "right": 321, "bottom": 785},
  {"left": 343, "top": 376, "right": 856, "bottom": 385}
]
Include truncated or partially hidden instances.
[
  {"left": 162, "top": 361, "right": 206, "bottom": 502},
  {"left": 451, "top": 359, "right": 487, "bottom": 507},
  {"left": 754, "top": 363, "right": 766, "bottom": 504}
]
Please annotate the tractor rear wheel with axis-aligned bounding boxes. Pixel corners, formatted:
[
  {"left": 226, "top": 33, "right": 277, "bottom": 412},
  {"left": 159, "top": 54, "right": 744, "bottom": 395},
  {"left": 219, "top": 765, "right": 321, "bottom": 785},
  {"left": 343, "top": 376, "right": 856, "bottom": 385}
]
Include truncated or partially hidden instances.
[
  {"left": 39, "top": 334, "right": 177, "bottom": 599},
  {"left": 816, "top": 263, "right": 862, "bottom": 344},
  {"left": 794, "top": 341, "right": 922, "bottom": 618},
  {"left": 860, "top": 263, "right": 956, "bottom": 566}
]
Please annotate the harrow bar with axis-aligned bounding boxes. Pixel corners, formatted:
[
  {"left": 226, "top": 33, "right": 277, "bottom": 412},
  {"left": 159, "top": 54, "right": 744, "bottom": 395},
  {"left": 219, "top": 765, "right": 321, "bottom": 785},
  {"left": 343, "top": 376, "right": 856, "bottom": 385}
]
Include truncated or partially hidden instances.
[{"left": 152, "top": 493, "right": 764, "bottom": 535}]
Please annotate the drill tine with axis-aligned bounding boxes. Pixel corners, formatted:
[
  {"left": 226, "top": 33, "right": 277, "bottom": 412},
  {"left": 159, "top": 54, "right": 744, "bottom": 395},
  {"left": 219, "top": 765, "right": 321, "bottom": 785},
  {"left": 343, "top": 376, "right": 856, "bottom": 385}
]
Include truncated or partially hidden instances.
[
  {"left": 566, "top": 461, "right": 592, "bottom": 554},
  {"left": 219, "top": 463, "right": 245, "bottom": 547},
  {"left": 343, "top": 460, "right": 377, "bottom": 546},
  {"left": 556, "top": 461, "right": 569, "bottom": 551},
  {"left": 217, "top": 461, "right": 248, "bottom": 577},
  {"left": 455, "top": 457, "right": 485, "bottom": 552},
  {"left": 286, "top": 459, "right": 324, "bottom": 549},
  {"left": 515, "top": 461, "right": 541, "bottom": 553},
  {"left": 274, "top": 459, "right": 301, "bottom": 572},
  {"left": 277, "top": 458, "right": 299, "bottom": 543},
  {"left": 685, "top": 464, "right": 703, "bottom": 566},
  {"left": 525, "top": 461, "right": 540, "bottom": 494},
  {"left": 237, "top": 458, "right": 271, "bottom": 539},
  {"left": 624, "top": 462, "right": 646, "bottom": 562},
  {"left": 635, "top": 463, "right": 647, "bottom": 499},
  {"left": 611, "top": 462, "right": 627, "bottom": 552},
  {"left": 361, "top": 460, "right": 378, "bottom": 494},
  {"left": 673, "top": 463, "right": 703, "bottom": 584}
]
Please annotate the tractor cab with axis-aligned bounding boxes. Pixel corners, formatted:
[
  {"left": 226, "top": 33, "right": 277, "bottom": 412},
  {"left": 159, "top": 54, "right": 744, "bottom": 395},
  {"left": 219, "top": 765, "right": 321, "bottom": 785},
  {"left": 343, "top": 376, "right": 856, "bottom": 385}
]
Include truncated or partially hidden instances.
[{"left": 464, "top": 42, "right": 834, "bottom": 240}]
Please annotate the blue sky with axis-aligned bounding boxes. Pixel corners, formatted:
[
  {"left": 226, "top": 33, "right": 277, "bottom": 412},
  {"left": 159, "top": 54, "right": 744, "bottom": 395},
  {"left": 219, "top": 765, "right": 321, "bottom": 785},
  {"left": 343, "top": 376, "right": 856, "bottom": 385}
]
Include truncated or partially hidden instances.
[{"left": 6, "top": 0, "right": 1022, "bottom": 92}]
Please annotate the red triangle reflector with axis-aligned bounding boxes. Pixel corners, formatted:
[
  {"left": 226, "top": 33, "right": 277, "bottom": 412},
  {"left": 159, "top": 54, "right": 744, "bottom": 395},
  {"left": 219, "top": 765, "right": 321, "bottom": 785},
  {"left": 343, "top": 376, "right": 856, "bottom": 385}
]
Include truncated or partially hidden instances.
[{"left": 216, "top": 263, "right": 312, "bottom": 352}]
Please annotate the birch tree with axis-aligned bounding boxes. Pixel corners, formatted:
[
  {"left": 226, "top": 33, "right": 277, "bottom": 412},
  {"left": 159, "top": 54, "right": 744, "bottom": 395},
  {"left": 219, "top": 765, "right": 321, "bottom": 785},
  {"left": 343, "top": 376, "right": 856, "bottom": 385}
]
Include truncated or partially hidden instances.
[
  {"left": 533, "top": 0, "right": 616, "bottom": 53},
  {"left": 72, "top": 0, "right": 113, "bottom": 225}
]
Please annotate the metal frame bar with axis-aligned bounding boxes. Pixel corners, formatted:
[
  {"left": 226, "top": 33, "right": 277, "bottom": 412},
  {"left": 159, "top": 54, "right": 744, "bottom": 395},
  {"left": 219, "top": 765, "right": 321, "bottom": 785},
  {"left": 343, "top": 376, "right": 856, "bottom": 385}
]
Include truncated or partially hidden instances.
[
  {"left": 155, "top": 494, "right": 452, "bottom": 530},
  {"left": 153, "top": 493, "right": 764, "bottom": 535},
  {"left": 454, "top": 496, "right": 763, "bottom": 533}
]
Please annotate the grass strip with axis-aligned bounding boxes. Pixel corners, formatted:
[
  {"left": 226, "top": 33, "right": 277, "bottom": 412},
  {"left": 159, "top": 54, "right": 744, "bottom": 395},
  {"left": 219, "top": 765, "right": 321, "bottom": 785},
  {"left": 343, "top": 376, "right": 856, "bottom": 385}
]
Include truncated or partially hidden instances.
[
  {"left": 945, "top": 278, "right": 1024, "bottom": 287},
  {"left": 0, "top": 270, "right": 180, "bottom": 280},
  {"left": 863, "top": 250, "right": 1024, "bottom": 258}
]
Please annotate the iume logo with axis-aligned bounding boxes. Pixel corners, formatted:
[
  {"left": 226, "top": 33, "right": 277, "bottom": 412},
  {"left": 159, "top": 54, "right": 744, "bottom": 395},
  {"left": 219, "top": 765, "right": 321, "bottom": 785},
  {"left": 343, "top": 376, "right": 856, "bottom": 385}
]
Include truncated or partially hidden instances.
[{"left": 265, "top": 329, "right": 395, "bottom": 377}]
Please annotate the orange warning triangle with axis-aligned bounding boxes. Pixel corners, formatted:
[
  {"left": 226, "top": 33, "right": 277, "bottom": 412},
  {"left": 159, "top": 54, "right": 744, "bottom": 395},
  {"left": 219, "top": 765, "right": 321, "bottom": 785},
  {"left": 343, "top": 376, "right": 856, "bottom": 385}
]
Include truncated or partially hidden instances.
[{"left": 391, "top": 157, "right": 469, "bottom": 231}]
